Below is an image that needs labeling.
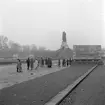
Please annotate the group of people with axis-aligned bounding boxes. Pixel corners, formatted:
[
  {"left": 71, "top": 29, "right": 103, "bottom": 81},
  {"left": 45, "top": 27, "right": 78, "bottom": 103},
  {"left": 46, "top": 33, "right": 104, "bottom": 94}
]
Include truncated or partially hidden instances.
[
  {"left": 31, "top": 57, "right": 52, "bottom": 70},
  {"left": 16, "top": 57, "right": 53, "bottom": 73},
  {"left": 16, "top": 56, "right": 72, "bottom": 73},
  {"left": 26, "top": 57, "right": 35, "bottom": 70},
  {"left": 58, "top": 58, "right": 72, "bottom": 67}
]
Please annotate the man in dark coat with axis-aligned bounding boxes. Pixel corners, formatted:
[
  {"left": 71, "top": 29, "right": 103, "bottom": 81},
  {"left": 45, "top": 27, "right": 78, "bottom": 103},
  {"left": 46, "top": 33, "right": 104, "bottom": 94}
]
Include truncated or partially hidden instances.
[
  {"left": 40, "top": 57, "right": 44, "bottom": 67},
  {"left": 30, "top": 57, "right": 34, "bottom": 70},
  {"left": 62, "top": 59, "right": 66, "bottom": 67},
  {"left": 67, "top": 59, "right": 69, "bottom": 66},
  {"left": 47, "top": 58, "right": 52, "bottom": 68},
  {"left": 26, "top": 57, "right": 30, "bottom": 70},
  {"left": 58, "top": 59, "right": 61, "bottom": 67},
  {"left": 42, "top": 58, "right": 44, "bottom": 67},
  {"left": 50, "top": 58, "right": 52, "bottom": 68}
]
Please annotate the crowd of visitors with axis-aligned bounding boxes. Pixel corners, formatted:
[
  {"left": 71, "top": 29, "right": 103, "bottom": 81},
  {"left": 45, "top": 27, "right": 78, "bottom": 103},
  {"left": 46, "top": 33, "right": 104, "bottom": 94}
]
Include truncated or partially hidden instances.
[
  {"left": 58, "top": 58, "right": 72, "bottom": 67},
  {"left": 16, "top": 56, "right": 72, "bottom": 73}
]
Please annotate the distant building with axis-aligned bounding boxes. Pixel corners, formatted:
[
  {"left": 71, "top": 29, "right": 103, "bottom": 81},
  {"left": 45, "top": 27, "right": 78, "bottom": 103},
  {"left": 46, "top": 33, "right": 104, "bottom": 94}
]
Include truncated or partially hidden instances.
[{"left": 101, "top": 48, "right": 105, "bottom": 57}]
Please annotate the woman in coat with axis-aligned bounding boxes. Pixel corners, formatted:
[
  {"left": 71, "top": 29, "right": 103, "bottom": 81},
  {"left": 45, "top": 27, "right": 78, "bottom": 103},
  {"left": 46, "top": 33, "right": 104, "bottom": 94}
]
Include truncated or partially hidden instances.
[{"left": 17, "top": 59, "right": 22, "bottom": 72}]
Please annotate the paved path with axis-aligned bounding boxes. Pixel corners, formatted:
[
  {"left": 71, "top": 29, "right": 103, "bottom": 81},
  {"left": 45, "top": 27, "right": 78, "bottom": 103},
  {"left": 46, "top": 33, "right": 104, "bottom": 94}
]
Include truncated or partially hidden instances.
[
  {"left": 0, "top": 64, "right": 67, "bottom": 89},
  {"left": 59, "top": 65, "right": 105, "bottom": 105},
  {"left": 0, "top": 64, "right": 94, "bottom": 105}
]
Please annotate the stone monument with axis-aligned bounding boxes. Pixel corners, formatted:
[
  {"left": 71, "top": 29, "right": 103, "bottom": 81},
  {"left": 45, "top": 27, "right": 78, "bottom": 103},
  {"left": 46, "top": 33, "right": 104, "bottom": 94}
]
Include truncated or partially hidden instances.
[{"left": 61, "top": 31, "right": 69, "bottom": 49}]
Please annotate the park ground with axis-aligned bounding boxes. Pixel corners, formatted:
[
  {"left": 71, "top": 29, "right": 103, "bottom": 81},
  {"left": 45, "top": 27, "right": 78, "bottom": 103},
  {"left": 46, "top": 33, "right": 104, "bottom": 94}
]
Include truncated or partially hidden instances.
[{"left": 0, "top": 63, "right": 95, "bottom": 105}]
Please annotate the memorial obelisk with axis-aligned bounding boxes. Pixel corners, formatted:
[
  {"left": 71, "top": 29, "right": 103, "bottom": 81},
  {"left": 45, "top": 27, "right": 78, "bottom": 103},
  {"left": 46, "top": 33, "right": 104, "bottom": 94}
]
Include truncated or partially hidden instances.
[
  {"left": 61, "top": 31, "right": 69, "bottom": 49},
  {"left": 55, "top": 31, "right": 72, "bottom": 58}
]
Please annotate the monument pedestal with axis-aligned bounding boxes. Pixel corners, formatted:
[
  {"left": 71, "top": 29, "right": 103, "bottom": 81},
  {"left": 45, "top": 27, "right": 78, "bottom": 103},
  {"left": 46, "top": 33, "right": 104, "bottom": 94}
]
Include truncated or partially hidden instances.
[
  {"left": 55, "top": 31, "right": 72, "bottom": 58},
  {"left": 61, "top": 41, "right": 69, "bottom": 49}
]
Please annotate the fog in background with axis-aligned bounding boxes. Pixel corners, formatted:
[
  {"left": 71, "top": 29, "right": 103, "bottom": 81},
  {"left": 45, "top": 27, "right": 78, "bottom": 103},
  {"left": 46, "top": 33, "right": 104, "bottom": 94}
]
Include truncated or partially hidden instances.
[{"left": 0, "top": 0, "right": 104, "bottom": 50}]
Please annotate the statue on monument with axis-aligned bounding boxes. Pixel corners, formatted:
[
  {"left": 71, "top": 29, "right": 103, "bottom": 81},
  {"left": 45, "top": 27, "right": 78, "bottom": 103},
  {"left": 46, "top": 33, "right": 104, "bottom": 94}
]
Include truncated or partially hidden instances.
[
  {"left": 62, "top": 31, "right": 66, "bottom": 42},
  {"left": 61, "top": 31, "right": 69, "bottom": 49}
]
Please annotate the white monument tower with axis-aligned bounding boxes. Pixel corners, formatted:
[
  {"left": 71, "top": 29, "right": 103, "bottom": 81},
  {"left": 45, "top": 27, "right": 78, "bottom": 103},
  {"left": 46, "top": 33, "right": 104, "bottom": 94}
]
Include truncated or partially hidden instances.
[{"left": 61, "top": 31, "right": 69, "bottom": 49}]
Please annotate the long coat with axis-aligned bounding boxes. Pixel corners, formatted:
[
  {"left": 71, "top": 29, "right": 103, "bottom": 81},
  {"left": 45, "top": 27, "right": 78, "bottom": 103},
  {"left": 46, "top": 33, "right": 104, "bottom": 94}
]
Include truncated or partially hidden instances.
[{"left": 30, "top": 58, "right": 34, "bottom": 69}]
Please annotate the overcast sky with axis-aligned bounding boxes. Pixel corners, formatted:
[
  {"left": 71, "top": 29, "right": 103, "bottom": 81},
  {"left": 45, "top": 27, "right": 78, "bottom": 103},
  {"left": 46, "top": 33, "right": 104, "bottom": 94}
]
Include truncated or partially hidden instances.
[{"left": 0, "top": 0, "right": 104, "bottom": 50}]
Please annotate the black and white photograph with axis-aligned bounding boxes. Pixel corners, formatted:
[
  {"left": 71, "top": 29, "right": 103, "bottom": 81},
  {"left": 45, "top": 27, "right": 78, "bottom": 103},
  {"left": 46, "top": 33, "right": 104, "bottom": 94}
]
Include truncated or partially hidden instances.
[{"left": 0, "top": 0, "right": 104, "bottom": 105}]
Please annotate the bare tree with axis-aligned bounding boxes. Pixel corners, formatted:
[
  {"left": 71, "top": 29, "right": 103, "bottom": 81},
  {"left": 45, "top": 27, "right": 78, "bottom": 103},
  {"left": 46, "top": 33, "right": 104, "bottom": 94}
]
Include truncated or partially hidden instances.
[
  {"left": 0, "top": 36, "right": 9, "bottom": 49},
  {"left": 8, "top": 40, "right": 21, "bottom": 51}
]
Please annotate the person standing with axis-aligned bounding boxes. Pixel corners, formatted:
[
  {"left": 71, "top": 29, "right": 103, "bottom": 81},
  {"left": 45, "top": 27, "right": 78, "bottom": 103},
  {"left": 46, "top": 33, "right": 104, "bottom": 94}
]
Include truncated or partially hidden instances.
[
  {"left": 62, "top": 59, "right": 64, "bottom": 67},
  {"left": 43, "top": 58, "right": 45, "bottom": 66},
  {"left": 70, "top": 58, "right": 72, "bottom": 65},
  {"left": 47, "top": 58, "right": 51, "bottom": 68},
  {"left": 17, "top": 59, "right": 22, "bottom": 73},
  {"left": 60, "top": 59, "right": 62, "bottom": 67},
  {"left": 30, "top": 57, "right": 34, "bottom": 70},
  {"left": 42, "top": 58, "right": 44, "bottom": 67},
  {"left": 50, "top": 58, "right": 52, "bottom": 68},
  {"left": 33, "top": 58, "right": 36, "bottom": 69},
  {"left": 62, "top": 59, "right": 66, "bottom": 67},
  {"left": 67, "top": 59, "right": 69, "bottom": 66},
  {"left": 47, "top": 58, "right": 50, "bottom": 68},
  {"left": 26, "top": 57, "right": 30, "bottom": 70},
  {"left": 58, "top": 59, "right": 61, "bottom": 67},
  {"left": 45, "top": 57, "right": 48, "bottom": 67},
  {"left": 35, "top": 58, "right": 40, "bottom": 70},
  {"left": 40, "top": 57, "right": 43, "bottom": 67}
]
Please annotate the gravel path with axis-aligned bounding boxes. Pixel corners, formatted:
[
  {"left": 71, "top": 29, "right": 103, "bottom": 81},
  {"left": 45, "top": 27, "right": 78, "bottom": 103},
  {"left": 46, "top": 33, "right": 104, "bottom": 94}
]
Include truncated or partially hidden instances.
[
  {"left": 59, "top": 65, "right": 105, "bottom": 105},
  {"left": 0, "top": 64, "right": 94, "bottom": 105}
]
